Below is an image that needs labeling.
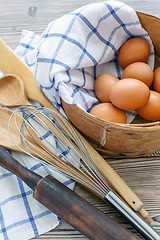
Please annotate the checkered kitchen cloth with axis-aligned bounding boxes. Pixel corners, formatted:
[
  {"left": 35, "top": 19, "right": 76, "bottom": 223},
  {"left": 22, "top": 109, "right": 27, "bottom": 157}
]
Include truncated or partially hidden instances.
[
  {"left": 15, "top": 0, "right": 154, "bottom": 122},
  {"left": 0, "top": 1, "right": 155, "bottom": 240}
]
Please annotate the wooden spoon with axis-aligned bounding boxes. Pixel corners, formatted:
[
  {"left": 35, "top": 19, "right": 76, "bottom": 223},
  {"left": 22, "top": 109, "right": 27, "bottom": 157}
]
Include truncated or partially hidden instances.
[
  {"left": 0, "top": 39, "right": 58, "bottom": 111},
  {"left": 0, "top": 107, "right": 59, "bottom": 159}
]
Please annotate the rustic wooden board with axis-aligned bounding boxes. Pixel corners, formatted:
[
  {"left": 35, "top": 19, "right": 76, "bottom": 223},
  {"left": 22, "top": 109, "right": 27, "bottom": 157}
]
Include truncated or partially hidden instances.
[{"left": 0, "top": 1, "right": 160, "bottom": 239}]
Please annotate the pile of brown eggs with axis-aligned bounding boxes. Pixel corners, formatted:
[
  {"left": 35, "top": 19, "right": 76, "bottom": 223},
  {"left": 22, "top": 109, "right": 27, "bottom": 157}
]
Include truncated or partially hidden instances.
[{"left": 90, "top": 37, "right": 160, "bottom": 124}]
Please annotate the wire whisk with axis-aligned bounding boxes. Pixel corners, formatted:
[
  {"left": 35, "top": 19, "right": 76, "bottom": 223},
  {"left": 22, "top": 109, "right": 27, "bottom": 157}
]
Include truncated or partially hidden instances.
[
  {"left": 8, "top": 105, "right": 160, "bottom": 240},
  {"left": 9, "top": 105, "right": 110, "bottom": 199}
]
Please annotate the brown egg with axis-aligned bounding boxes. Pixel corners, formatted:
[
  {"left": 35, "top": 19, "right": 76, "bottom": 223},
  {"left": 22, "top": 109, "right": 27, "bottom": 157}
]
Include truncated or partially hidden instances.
[
  {"left": 109, "top": 78, "right": 150, "bottom": 110},
  {"left": 94, "top": 73, "right": 119, "bottom": 102},
  {"left": 152, "top": 67, "right": 160, "bottom": 92},
  {"left": 90, "top": 103, "right": 127, "bottom": 123},
  {"left": 121, "top": 62, "right": 154, "bottom": 87},
  {"left": 136, "top": 91, "right": 160, "bottom": 121},
  {"left": 118, "top": 37, "right": 150, "bottom": 69}
]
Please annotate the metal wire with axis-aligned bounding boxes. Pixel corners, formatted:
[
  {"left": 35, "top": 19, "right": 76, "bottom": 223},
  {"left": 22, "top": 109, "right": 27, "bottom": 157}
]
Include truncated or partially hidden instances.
[{"left": 8, "top": 105, "right": 111, "bottom": 197}]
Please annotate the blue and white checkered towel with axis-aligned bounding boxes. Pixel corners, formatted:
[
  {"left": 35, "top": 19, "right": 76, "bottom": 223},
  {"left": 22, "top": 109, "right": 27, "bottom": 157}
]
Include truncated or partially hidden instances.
[
  {"left": 15, "top": 0, "right": 154, "bottom": 122},
  {"left": 0, "top": 1, "right": 154, "bottom": 240}
]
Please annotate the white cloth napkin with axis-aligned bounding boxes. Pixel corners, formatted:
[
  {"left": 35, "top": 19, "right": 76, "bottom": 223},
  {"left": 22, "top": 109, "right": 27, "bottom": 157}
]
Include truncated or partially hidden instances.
[{"left": 0, "top": 1, "right": 154, "bottom": 240}]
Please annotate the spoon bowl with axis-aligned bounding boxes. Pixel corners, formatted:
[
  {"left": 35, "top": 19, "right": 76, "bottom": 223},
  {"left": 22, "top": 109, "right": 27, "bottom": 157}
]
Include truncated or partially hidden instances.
[
  {"left": 0, "top": 74, "right": 30, "bottom": 107},
  {"left": 0, "top": 107, "right": 24, "bottom": 151},
  {"left": 0, "top": 107, "right": 47, "bottom": 157}
]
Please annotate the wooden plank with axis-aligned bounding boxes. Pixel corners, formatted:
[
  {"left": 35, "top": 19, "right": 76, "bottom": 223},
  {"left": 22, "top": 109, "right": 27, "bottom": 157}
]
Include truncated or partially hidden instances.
[{"left": 0, "top": 0, "right": 160, "bottom": 48}]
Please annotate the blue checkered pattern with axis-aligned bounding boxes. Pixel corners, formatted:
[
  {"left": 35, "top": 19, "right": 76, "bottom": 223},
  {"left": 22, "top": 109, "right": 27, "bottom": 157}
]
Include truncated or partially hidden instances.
[{"left": 0, "top": 1, "right": 155, "bottom": 240}]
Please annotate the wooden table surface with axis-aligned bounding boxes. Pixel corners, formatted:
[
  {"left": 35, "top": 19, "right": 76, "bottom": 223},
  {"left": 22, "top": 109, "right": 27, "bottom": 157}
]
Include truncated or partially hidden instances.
[{"left": 1, "top": 0, "right": 160, "bottom": 239}]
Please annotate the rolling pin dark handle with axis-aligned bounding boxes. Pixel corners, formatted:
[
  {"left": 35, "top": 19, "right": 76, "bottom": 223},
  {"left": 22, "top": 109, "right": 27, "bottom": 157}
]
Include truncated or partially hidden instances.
[
  {"left": 0, "top": 146, "right": 42, "bottom": 189},
  {"left": 34, "top": 175, "right": 139, "bottom": 240}
]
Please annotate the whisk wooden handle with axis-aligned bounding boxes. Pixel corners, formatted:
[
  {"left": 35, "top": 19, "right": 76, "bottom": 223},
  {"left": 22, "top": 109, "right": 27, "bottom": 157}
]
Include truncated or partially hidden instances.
[{"left": 0, "top": 147, "right": 139, "bottom": 240}]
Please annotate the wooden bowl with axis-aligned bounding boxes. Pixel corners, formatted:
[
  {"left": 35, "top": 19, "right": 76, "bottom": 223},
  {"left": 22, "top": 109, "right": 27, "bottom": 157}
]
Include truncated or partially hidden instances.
[{"left": 62, "top": 12, "right": 160, "bottom": 158}]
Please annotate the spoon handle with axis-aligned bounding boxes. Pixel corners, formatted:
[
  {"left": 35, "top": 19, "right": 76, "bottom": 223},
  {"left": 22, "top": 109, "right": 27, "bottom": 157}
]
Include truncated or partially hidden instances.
[{"left": 0, "top": 146, "right": 139, "bottom": 240}]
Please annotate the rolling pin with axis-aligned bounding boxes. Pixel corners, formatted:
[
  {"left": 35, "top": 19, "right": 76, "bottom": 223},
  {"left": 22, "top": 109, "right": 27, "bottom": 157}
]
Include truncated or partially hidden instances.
[{"left": 0, "top": 146, "right": 139, "bottom": 240}]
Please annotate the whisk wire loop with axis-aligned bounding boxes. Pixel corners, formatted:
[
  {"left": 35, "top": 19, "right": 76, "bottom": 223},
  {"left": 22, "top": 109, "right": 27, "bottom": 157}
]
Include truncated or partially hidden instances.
[{"left": 26, "top": 107, "right": 110, "bottom": 192}]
